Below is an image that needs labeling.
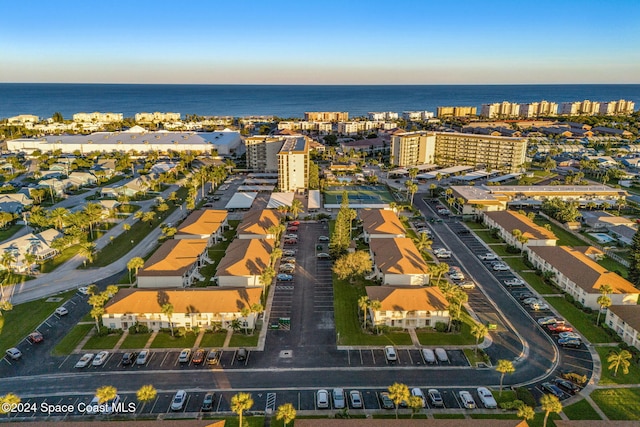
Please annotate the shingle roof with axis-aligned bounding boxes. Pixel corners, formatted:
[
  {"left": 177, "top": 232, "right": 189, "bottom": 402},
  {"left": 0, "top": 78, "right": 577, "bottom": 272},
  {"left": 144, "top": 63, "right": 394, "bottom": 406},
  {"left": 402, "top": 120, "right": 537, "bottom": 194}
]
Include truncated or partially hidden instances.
[
  {"left": 237, "top": 209, "right": 280, "bottom": 236},
  {"left": 369, "top": 238, "right": 430, "bottom": 275},
  {"left": 177, "top": 209, "right": 228, "bottom": 236},
  {"left": 366, "top": 286, "right": 449, "bottom": 312},
  {"left": 216, "top": 239, "right": 274, "bottom": 276},
  {"left": 360, "top": 209, "right": 405, "bottom": 236},
  {"left": 529, "top": 246, "right": 639, "bottom": 295},
  {"left": 608, "top": 305, "right": 640, "bottom": 332},
  {"left": 485, "top": 211, "right": 557, "bottom": 240},
  {"left": 139, "top": 240, "right": 208, "bottom": 276}
]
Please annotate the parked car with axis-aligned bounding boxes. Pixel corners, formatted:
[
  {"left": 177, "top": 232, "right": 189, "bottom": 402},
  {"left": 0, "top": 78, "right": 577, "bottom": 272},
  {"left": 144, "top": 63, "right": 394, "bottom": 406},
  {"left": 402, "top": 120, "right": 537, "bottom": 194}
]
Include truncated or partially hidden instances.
[
  {"left": 548, "top": 323, "right": 574, "bottom": 333},
  {"left": 207, "top": 350, "right": 221, "bottom": 365},
  {"left": 349, "top": 390, "right": 363, "bottom": 408},
  {"left": 317, "top": 389, "right": 329, "bottom": 408},
  {"left": 541, "top": 382, "right": 564, "bottom": 398},
  {"left": 433, "top": 247, "right": 448, "bottom": 255},
  {"left": 5, "top": 347, "right": 22, "bottom": 361},
  {"left": 492, "top": 263, "right": 510, "bottom": 271},
  {"left": 458, "top": 281, "right": 476, "bottom": 290},
  {"left": 77, "top": 287, "right": 90, "bottom": 295},
  {"left": 54, "top": 306, "right": 69, "bottom": 316},
  {"left": 553, "top": 378, "right": 580, "bottom": 395},
  {"left": 192, "top": 348, "right": 207, "bottom": 364},
  {"left": 435, "top": 348, "right": 449, "bottom": 363},
  {"left": 459, "top": 391, "right": 476, "bottom": 409},
  {"left": 178, "top": 348, "right": 192, "bottom": 363},
  {"left": 75, "top": 353, "right": 93, "bottom": 368},
  {"left": 478, "top": 253, "right": 498, "bottom": 261},
  {"left": 284, "top": 239, "right": 297, "bottom": 245},
  {"left": 523, "top": 297, "right": 542, "bottom": 305},
  {"left": 436, "top": 251, "right": 451, "bottom": 259},
  {"left": 101, "top": 395, "right": 121, "bottom": 414},
  {"left": 558, "top": 332, "right": 581, "bottom": 340},
  {"left": 529, "top": 302, "right": 549, "bottom": 311},
  {"left": 283, "top": 249, "right": 296, "bottom": 257},
  {"left": 92, "top": 351, "right": 109, "bottom": 366},
  {"left": 289, "top": 221, "right": 300, "bottom": 226},
  {"left": 318, "top": 236, "right": 330, "bottom": 242},
  {"left": 236, "top": 348, "right": 248, "bottom": 361},
  {"left": 558, "top": 337, "right": 582, "bottom": 348},
  {"left": 201, "top": 392, "right": 215, "bottom": 411},
  {"left": 411, "top": 388, "right": 426, "bottom": 407},
  {"left": 379, "top": 392, "right": 394, "bottom": 409},
  {"left": 279, "top": 265, "right": 295, "bottom": 273},
  {"left": 332, "top": 388, "right": 346, "bottom": 409},
  {"left": 171, "top": 390, "right": 187, "bottom": 411},
  {"left": 287, "top": 226, "right": 298, "bottom": 232},
  {"left": 503, "top": 278, "right": 525, "bottom": 287},
  {"left": 281, "top": 257, "right": 296, "bottom": 264},
  {"left": 136, "top": 350, "right": 150, "bottom": 365},
  {"left": 384, "top": 346, "right": 397, "bottom": 363},
  {"left": 277, "top": 273, "right": 293, "bottom": 281},
  {"left": 538, "top": 316, "right": 561, "bottom": 326},
  {"left": 449, "top": 272, "right": 465, "bottom": 281},
  {"left": 422, "top": 348, "right": 436, "bottom": 364},
  {"left": 516, "top": 292, "right": 535, "bottom": 301},
  {"left": 476, "top": 387, "right": 497, "bottom": 409},
  {"left": 428, "top": 389, "right": 444, "bottom": 407},
  {"left": 84, "top": 396, "right": 101, "bottom": 415},
  {"left": 27, "top": 331, "right": 44, "bottom": 344},
  {"left": 316, "top": 253, "right": 331, "bottom": 259},
  {"left": 121, "top": 352, "right": 138, "bottom": 365}
]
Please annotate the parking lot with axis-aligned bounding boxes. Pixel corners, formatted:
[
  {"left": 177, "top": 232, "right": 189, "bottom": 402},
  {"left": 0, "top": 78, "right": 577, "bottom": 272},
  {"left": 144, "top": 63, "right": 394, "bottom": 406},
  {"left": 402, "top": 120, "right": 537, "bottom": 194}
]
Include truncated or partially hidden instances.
[{"left": 346, "top": 348, "right": 468, "bottom": 367}]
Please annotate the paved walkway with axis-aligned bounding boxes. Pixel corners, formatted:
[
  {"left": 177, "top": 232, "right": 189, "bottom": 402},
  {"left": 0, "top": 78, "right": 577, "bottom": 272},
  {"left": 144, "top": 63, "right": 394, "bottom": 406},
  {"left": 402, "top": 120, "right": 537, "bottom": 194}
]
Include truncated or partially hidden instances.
[
  {"left": 144, "top": 331, "right": 158, "bottom": 349},
  {"left": 222, "top": 329, "right": 233, "bottom": 347},
  {"left": 113, "top": 330, "right": 129, "bottom": 351},
  {"left": 193, "top": 329, "right": 206, "bottom": 348},
  {"left": 584, "top": 395, "right": 609, "bottom": 420},
  {"left": 74, "top": 326, "right": 96, "bottom": 353},
  {"left": 408, "top": 328, "right": 420, "bottom": 346}
]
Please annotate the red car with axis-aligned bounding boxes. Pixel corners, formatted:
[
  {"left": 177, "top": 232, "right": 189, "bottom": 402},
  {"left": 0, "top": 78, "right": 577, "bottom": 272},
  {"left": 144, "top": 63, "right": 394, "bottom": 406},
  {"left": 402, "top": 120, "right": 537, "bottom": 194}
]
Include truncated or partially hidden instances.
[
  {"left": 548, "top": 323, "right": 573, "bottom": 333},
  {"left": 284, "top": 239, "right": 298, "bottom": 244},
  {"left": 287, "top": 226, "right": 298, "bottom": 232},
  {"left": 289, "top": 221, "right": 300, "bottom": 226},
  {"left": 28, "top": 332, "right": 44, "bottom": 344}
]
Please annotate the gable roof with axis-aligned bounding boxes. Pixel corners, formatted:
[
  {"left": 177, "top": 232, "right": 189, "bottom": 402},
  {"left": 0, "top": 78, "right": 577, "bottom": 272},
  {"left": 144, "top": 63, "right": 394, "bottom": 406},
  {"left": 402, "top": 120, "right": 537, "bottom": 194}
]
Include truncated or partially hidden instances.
[
  {"left": 529, "top": 246, "right": 639, "bottom": 295},
  {"left": 104, "top": 288, "right": 262, "bottom": 316},
  {"left": 366, "top": 286, "right": 449, "bottom": 312},
  {"left": 369, "top": 238, "right": 430, "bottom": 275},
  {"left": 360, "top": 209, "right": 405, "bottom": 236},
  {"left": 485, "top": 211, "right": 557, "bottom": 241},
  {"left": 608, "top": 305, "right": 640, "bottom": 332},
  {"left": 216, "top": 239, "right": 274, "bottom": 276},
  {"left": 139, "top": 240, "right": 208, "bottom": 277},
  {"left": 237, "top": 209, "right": 280, "bottom": 236},
  {"left": 177, "top": 209, "right": 228, "bottom": 236}
]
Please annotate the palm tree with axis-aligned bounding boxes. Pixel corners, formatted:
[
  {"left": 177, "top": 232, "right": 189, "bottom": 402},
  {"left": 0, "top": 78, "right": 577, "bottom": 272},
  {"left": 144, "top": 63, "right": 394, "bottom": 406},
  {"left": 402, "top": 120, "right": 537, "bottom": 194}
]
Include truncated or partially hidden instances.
[
  {"left": 540, "top": 394, "right": 563, "bottom": 427},
  {"left": 142, "top": 211, "right": 156, "bottom": 226},
  {"left": 259, "top": 266, "right": 275, "bottom": 292},
  {"left": 596, "top": 294, "right": 612, "bottom": 325},
  {"left": 1, "top": 251, "right": 15, "bottom": 273},
  {"left": 496, "top": 359, "right": 515, "bottom": 395},
  {"left": 607, "top": 349, "right": 632, "bottom": 377},
  {"left": 432, "top": 262, "right": 449, "bottom": 284},
  {"left": 405, "top": 180, "right": 418, "bottom": 205},
  {"left": 517, "top": 404, "right": 535, "bottom": 422},
  {"left": 269, "top": 248, "right": 283, "bottom": 268},
  {"left": 358, "top": 296, "right": 370, "bottom": 329},
  {"left": 90, "top": 306, "right": 104, "bottom": 330},
  {"left": 161, "top": 303, "right": 175, "bottom": 337},
  {"left": 127, "top": 257, "right": 145, "bottom": 283},
  {"left": 83, "top": 202, "right": 104, "bottom": 240},
  {"left": 289, "top": 199, "right": 304, "bottom": 219},
  {"left": 369, "top": 299, "right": 382, "bottom": 334},
  {"left": 471, "top": 322, "right": 488, "bottom": 355},
  {"left": 231, "top": 392, "right": 253, "bottom": 427},
  {"left": 387, "top": 382, "right": 409, "bottom": 419},
  {"left": 78, "top": 242, "right": 96, "bottom": 266},
  {"left": 136, "top": 384, "right": 157, "bottom": 413},
  {"left": 275, "top": 402, "right": 296, "bottom": 427},
  {"left": 407, "top": 395, "right": 423, "bottom": 419},
  {"left": 414, "top": 232, "right": 432, "bottom": 253},
  {"left": 0, "top": 393, "right": 21, "bottom": 416},
  {"left": 96, "top": 385, "right": 117, "bottom": 404},
  {"left": 48, "top": 207, "right": 69, "bottom": 231}
]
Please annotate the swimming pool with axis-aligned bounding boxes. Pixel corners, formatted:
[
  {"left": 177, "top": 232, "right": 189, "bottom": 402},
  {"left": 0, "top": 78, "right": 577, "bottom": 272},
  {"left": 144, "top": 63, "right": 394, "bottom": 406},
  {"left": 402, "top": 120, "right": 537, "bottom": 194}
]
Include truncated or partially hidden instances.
[{"left": 589, "top": 233, "right": 616, "bottom": 244}]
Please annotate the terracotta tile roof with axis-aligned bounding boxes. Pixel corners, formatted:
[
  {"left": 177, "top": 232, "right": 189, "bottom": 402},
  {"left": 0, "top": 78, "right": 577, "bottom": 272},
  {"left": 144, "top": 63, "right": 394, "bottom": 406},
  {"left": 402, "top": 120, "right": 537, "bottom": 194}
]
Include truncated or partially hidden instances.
[
  {"left": 573, "top": 246, "right": 605, "bottom": 257},
  {"left": 104, "top": 288, "right": 262, "bottom": 315},
  {"left": 369, "top": 238, "right": 430, "bottom": 275},
  {"left": 360, "top": 209, "right": 405, "bottom": 236},
  {"left": 366, "top": 286, "right": 449, "bottom": 311},
  {"left": 608, "top": 305, "right": 640, "bottom": 332},
  {"left": 139, "top": 240, "right": 208, "bottom": 276},
  {"left": 216, "top": 239, "right": 274, "bottom": 276},
  {"left": 237, "top": 209, "right": 280, "bottom": 236},
  {"left": 485, "top": 211, "right": 557, "bottom": 240},
  {"left": 529, "top": 246, "right": 639, "bottom": 295},
  {"left": 295, "top": 419, "right": 528, "bottom": 427},
  {"left": 177, "top": 209, "right": 228, "bottom": 236}
]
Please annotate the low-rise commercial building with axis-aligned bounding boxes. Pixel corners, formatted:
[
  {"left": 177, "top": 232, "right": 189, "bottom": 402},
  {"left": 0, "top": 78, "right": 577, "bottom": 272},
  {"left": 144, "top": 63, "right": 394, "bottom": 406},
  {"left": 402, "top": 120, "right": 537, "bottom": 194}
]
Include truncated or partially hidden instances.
[
  {"left": 365, "top": 286, "right": 449, "bottom": 329},
  {"left": 369, "top": 238, "right": 430, "bottom": 286}
]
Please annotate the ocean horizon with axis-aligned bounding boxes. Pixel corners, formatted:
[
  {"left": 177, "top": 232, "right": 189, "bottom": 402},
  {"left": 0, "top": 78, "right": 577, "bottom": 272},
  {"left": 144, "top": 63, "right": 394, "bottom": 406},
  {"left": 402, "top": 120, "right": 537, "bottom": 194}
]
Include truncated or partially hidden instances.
[{"left": 1, "top": 83, "right": 639, "bottom": 120}]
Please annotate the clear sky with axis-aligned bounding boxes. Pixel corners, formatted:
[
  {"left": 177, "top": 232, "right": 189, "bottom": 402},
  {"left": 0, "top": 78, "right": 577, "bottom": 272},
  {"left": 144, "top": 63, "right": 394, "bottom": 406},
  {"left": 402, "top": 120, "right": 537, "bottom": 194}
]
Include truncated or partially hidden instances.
[{"left": 1, "top": 0, "right": 639, "bottom": 84}]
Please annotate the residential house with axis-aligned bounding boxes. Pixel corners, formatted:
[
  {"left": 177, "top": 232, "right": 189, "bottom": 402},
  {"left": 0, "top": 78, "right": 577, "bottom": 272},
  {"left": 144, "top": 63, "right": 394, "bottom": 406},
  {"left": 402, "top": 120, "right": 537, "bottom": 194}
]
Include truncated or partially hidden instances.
[
  {"left": 137, "top": 240, "right": 210, "bottom": 288},
  {"left": 91, "top": 158, "right": 118, "bottom": 179},
  {"left": 67, "top": 171, "right": 98, "bottom": 188},
  {"left": 101, "top": 174, "right": 155, "bottom": 198},
  {"left": 528, "top": 246, "right": 639, "bottom": 309},
  {"left": 0, "top": 193, "right": 33, "bottom": 214},
  {"left": 608, "top": 224, "right": 637, "bottom": 246},
  {"left": 483, "top": 211, "right": 558, "bottom": 250},
  {"left": 215, "top": 239, "right": 274, "bottom": 287},
  {"left": 236, "top": 209, "right": 280, "bottom": 239},
  {"left": 175, "top": 209, "right": 228, "bottom": 246},
  {"left": 369, "top": 238, "right": 430, "bottom": 286},
  {"left": 365, "top": 286, "right": 449, "bottom": 329},
  {"left": 581, "top": 211, "right": 635, "bottom": 230},
  {"left": 102, "top": 287, "right": 262, "bottom": 332},
  {"left": 360, "top": 209, "right": 405, "bottom": 242},
  {"left": 0, "top": 229, "right": 62, "bottom": 273},
  {"left": 604, "top": 305, "right": 640, "bottom": 351}
]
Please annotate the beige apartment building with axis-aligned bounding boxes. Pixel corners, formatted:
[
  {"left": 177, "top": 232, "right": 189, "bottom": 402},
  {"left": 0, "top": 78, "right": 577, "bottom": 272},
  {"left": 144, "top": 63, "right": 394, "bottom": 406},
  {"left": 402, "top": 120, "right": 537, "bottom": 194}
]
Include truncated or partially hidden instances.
[
  {"left": 245, "top": 136, "right": 286, "bottom": 172},
  {"left": 480, "top": 101, "right": 521, "bottom": 118},
  {"left": 73, "top": 112, "right": 123, "bottom": 123},
  {"left": 518, "top": 100, "right": 558, "bottom": 117},
  {"left": 134, "top": 112, "right": 181, "bottom": 122},
  {"left": 278, "top": 136, "right": 309, "bottom": 192},
  {"left": 599, "top": 99, "right": 636, "bottom": 115},
  {"left": 390, "top": 132, "right": 436, "bottom": 167},
  {"left": 304, "top": 111, "right": 349, "bottom": 122},
  {"left": 436, "top": 106, "right": 477, "bottom": 117}
]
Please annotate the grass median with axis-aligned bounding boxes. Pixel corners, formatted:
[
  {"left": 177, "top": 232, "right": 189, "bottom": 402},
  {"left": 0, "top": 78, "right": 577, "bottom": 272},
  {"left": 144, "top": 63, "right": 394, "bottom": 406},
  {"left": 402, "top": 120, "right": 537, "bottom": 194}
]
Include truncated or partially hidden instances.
[{"left": 52, "top": 323, "right": 94, "bottom": 356}]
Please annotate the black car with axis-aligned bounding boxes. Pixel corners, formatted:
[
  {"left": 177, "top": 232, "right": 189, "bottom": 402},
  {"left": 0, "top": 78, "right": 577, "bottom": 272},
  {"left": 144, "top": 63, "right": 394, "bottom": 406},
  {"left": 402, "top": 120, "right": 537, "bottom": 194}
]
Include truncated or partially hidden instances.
[
  {"left": 516, "top": 292, "right": 535, "bottom": 300},
  {"left": 553, "top": 378, "right": 580, "bottom": 395},
  {"left": 236, "top": 348, "right": 247, "bottom": 361},
  {"left": 541, "top": 382, "right": 564, "bottom": 398},
  {"left": 201, "top": 392, "right": 215, "bottom": 411},
  {"left": 122, "top": 352, "right": 138, "bottom": 365}
]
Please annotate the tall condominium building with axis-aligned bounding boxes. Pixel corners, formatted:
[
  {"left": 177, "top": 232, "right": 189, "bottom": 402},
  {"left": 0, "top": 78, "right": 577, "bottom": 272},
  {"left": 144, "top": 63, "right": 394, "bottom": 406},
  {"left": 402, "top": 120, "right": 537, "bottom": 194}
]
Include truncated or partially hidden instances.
[
  {"left": 304, "top": 112, "right": 349, "bottom": 122},
  {"left": 391, "top": 132, "right": 526, "bottom": 173},
  {"left": 402, "top": 111, "right": 435, "bottom": 121},
  {"left": 560, "top": 100, "right": 603, "bottom": 116},
  {"left": 368, "top": 112, "right": 399, "bottom": 121},
  {"left": 245, "top": 136, "right": 286, "bottom": 172},
  {"left": 135, "top": 112, "right": 181, "bottom": 123},
  {"left": 480, "top": 102, "right": 521, "bottom": 118},
  {"left": 73, "top": 112, "right": 124, "bottom": 123},
  {"left": 278, "top": 137, "right": 309, "bottom": 192},
  {"left": 518, "top": 101, "right": 558, "bottom": 117},
  {"left": 599, "top": 99, "right": 636, "bottom": 115},
  {"left": 436, "top": 106, "right": 477, "bottom": 118}
]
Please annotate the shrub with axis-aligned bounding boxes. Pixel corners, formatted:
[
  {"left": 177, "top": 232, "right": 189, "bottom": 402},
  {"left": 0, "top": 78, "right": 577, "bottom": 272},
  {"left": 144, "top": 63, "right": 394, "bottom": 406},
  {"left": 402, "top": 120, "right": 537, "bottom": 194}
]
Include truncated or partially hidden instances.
[
  {"left": 583, "top": 307, "right": 593, "bottom": 314},
  {"left": 435, "top": 322, "right": 448, "bottom": 332},
  {"left": 499, "top": 399, "right": 525, "bottom": 410},
  {"left": 565, "top": 294, "right": 575, "bottom": 304},
  {"left": 128, "top": 322, "right": 149, "bottom": 334},
  {"left": 562, "top": 372, "right": 587, "bottom": 386},
  {"left": 506, "top": 245, "right": 520, "bottom": 254},
  {"left": 515, "top": 387, "right": 536, "bottom": 408}
]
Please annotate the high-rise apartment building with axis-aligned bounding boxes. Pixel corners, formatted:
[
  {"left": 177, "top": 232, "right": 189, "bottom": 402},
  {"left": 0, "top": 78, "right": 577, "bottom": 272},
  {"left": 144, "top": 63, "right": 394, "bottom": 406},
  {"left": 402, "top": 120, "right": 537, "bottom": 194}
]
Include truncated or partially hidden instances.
[
  {"left": 390, "top": 132, "right": 436, "bottom": 167},
  {"left": 245, "top": 136, "right": 286, "bottom": 172},
  {"left": 304, "top": 112, "right": 349, "bottom": 122},
  {"left": 599, "top": 99, "right": 636, "bottom": 115},
  {"left": 560, "top": 100, "right": 603, "bottom": 116},
  {"left": 368, "top": 112, "right": 399, "bottom": 121},
  {"left": 436, "top": 106, "right": 477, "bottom": 117},
  {"left": 518, "top": 101, "right": 558, "bottom": 117},
  {"left": 278, "top": 137, "right": 309, "bottom": 192},
  {"left": 402, "top": 111, "right": 435, "bottom": 121},
  {"left": 480, "top": 102, "right": 521, "bottom": 118}
]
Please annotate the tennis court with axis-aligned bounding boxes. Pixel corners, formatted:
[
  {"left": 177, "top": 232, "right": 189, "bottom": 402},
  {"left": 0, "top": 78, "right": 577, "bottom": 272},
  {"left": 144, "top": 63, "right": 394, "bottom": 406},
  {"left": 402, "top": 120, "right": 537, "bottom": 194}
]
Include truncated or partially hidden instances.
[{"left": 323, "top": 185, "right": 394, "bottom": 208}]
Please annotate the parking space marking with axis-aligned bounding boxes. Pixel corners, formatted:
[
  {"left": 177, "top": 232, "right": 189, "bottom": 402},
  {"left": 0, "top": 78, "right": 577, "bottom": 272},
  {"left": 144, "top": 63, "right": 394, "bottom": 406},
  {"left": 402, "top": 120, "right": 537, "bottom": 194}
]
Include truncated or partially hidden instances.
[
  {"left": 371, "top": 349, "right": 376, "bottom": 364},
  {"left": 406, "top": 350, "right": 413, "bottom": 365},
  {"left": 160, "top": 352, "right": 170, "bottom": 367}
]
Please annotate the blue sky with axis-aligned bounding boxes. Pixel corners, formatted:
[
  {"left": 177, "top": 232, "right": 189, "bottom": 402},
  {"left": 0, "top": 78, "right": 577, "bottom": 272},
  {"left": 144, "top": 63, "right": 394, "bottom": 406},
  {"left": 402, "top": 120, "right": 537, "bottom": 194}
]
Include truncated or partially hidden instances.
[{"left": 1, "top": 0, "right": 639, "bottom": 84}]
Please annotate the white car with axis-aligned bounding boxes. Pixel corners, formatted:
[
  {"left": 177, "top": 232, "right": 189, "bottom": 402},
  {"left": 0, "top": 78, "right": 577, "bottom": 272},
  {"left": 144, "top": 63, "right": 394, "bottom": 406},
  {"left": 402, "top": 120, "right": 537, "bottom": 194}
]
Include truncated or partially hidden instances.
[
  {"left": 492, "top": 264, "right": 510, "bottom": 271},
  {"left": 476, "top": 387, "right": 497, "bottom": 409},
  {"left": 530, "top": 302, "right": 550, "bottom": 311},
  {"left": 332, "top": 388, "right": 345, "bottom": 409},
  {"left": 411, "top": 388, "right": 426, "bottom": 407},
  {"left": 449, "top": 272, "right": 465, "bottom": 281},
  {"left": 78, "top": 286, "right": 90, "bottom": 295},
  {"left": 558, "top": 331, "right": 581, "bottom": 340},
  {"left": 478, "top": 253, "right": 498, "bottom": 261},
  {"left": 136, "top": 350, "right": 150, "bottom": 365},
  {"left": 101, "top": 395, "right": 121, "bottom": 414},
  {"left": 503, "top": 278, "right": 525, "bottom": 287},
  {"left": 84, "top": 396, "right": 101, "bottom": 415},
  {"left": 316, "top": 253, "right": 331, "bottom": 259},
  {"left": 436, "top": 251, "right": 451, "bottom": 259},
  {"left": 92, "top": 351, "right": 109, "bottom": 366},
  {"left": 317, "top": 389, "right": 329, "bottom": 409},
  {"left": 384, "top": 345, "right": 398, "bottom": 363},
  {"left": 75, "top": 353, "right": 94, "bottom": 368},
  {"left": 458, "top": 281, "right": 476, "bottom": 290},
  {"left": 54, "top": 307, "right": 69, "bottom": 316},
  {"left": 422, "top": 348, "right": 436, "bottom": 364},
  {"left": 349, "top": 390, "right": 363, "bottom": 408},
  {"left": 5, "top": 347, "right": 22, "bottom": 360},
  {"left": 171, "top": 390, "right": 187, "bottom": 411},
  {"left": 435, "top": 348, "right": 449, "bottom": 363},
  {"left": 523, "top": 297, "right": 542, "bottom": 305},
  {"left": 318, "top": 236, "right": 330, "bottom": 242},
  {"left": 459, "top": 391, "right": 476, "bottom": 409}
]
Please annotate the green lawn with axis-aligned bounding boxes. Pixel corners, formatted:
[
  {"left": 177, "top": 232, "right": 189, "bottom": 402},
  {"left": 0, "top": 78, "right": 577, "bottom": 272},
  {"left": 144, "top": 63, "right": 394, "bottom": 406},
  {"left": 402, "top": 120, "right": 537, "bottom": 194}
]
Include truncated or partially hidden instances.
[
  {"left": 562, "top": 398, "right": 602, "bottom": 420},
  {"left": 0, "top": 224, "right": 23, "bottom": 242},
  {"left": 595, "top": 346, "right": 640, "bottom": 384},
  {"left": 119, "top": 333, "right": 152, "bottom": 349},
  {"left": 597, "top": 256, "right": 629, "bottom": 278},
  {"left": 590, "top": 388, "right": 640, "bottom": 420},
  {"left": 502, "top": 256, "right": 530, "bottom": 272},
  {"left": 83, "top": 333, "right": 122, "bottom": 350},
  {"left": 52, "top": 324, "right": 94, "bottom": 356},
  {"left": 200, "top": 417, "right": 265, "bottom": 427},
  {"left": 463, "top": 348, "right": 489, "bottom": 366},
  {"left": 545, "top": 297, "right": 611, "bottom": 343},
  {"left": 149, "top": 331, "right": 197, "bottom": 348},
  {"left": 520, "top": 271, "right": 559, "bottom": 295},
  {"left": 489, "top": 244, "right": 513, "bottom": 257},
  {"left": 228, "top": 332, "right": 259, "bottom": 348},
  {"left": 416, "top": 310, "right": 477, "bottom": 346},
  {"left": 533, "top": 217, "right": 586, "bottom": 247},
  {"left": 433, "top": 414, "right": 465, "bottom": 419},
  {"left": 470, "top": 414, "right": 518, "bottom": 419},
  {"left": 372, "top": 413, "right": 427, "bottom": 419},
  {"left": 474, "top": 230, "right": 503, "bottom": 244},
  {"left": 465, "top": 221, "right": 487, "bottom": 231},
  {"left": 528, "top": 413, "right": 561, "bottom": 427},
  {"left": 0, "top": 290, "right": 76, "bottom": 356},
  {"left": 199, "top": 220, "right": 240, "bottom": 282},
  {"left": 41, "top": 244, "right": 81, "bottom": 273},
  {"left": 199, "top": 332, "right": 227, "bottom": 348}
]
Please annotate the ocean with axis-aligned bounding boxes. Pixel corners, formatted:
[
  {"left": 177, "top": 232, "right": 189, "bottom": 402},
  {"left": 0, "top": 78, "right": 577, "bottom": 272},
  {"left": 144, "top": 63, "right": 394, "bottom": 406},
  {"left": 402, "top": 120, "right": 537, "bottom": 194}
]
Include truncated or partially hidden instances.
[{"left": 1, "top": 83, "right": 639, "bottom": 120}]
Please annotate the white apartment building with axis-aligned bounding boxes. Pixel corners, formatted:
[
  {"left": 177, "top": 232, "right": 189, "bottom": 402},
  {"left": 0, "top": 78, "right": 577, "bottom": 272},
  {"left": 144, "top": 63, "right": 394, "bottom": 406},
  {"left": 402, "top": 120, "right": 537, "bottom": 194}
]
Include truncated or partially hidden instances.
[
  {"left": 518, "top": 101, "right": 558, "bottom": 117},
  {"left": 480, "top": 102, "right": 521, "bottom": 118},
  {"left": 7, "top": 114, "right": 39, "bottom": 124},
  {"left": 605, "top": 305, "right": 640, "bottom": 351},
  {"left": 599, "top": 99, "right": 636, "bottom": 115},
  {"left": 401, "top": 111, "right": 434, "bottom": 121},
  {"left": 560, "top": 100, "right": 601, "bottom": 115},
  {"left": 390, "top": 131, "right": 436, "bottom": 167},
  {"left": 368, "top": 111, "right": 399, "bottom": 121},
  {"left": 278, "top": 136, "right": 309, "bottom": 192},
  {"left": 73, "top": 112, "right": 123, "bottom": 123},
  {"left": 245, "top": 136, "right": 286, "bottom": 172},
  {"left": 135, "top": 112, "right": 181, "bottom": 122}
]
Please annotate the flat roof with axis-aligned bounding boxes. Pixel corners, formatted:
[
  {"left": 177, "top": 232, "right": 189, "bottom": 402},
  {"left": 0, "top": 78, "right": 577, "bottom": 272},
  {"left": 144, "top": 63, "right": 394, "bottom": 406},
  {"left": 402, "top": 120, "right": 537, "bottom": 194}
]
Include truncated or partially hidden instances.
[
  {"left": 436, "top": 165, "right": 475, "bottom": 175},
  {"left": 308, "top": 189, "right": 321, "bottom": 209},
  {"left": 280, "top": 136, "right": 307, "bottom": 152},
  {"left": 487, "top": 173, "right": 522, "bottom": 183},
  {"left": 455, "top": 170, "right": 491, "bottom": 181},
  {"left": 267, "top": 192, "right": 295, "bottom": 208},
  {"left": 490, "top": 185, "right": 627, "bottom": 195},
  {"left": 225, "top": 192, "right": 257, "bottom": 209}
]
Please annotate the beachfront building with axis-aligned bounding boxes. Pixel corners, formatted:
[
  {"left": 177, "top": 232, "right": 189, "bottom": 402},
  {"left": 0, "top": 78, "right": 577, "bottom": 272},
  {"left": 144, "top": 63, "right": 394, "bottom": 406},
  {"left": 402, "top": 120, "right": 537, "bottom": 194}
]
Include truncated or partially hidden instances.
[
  {"left": 278, "top": 136, "right": 309, "bottom": 192},
  {"left": 236, "top": 209, "right": 280, "bottom": 239},
  {"left": 175, "top": 209, "right": 228, "bottom": 246},
  {"left": 518, "top": 101, "right": 558, "bottom": 118},
  {"left": 102, "top": 288, "right": 263, "bottom": 332},
  {"left": 436, "top": 106, "right": 477, "bottom": 117},
  {"left": 369, "top": 238, "right": 430, "bottom": 286},
  {"left": 7, "top": 115, "right": 39, "bottom": 124},
  {"left": 599, "top": 99, "right": 635, "bottom": 115},
  {"left": 304, "top": 112, "right": 348, "bottom": 122},
  {"left": 434, "top": 132, "right": 526, "bottom": 173},
  {"left": 483, "top": 211, "right": 558, "bottom": 250},
  {"left": 560, "top": 100, "right": 601, "bottom": 116},
  {"left": 528, "top": 246, "right": 639, "bottom": 309},
  {"left": 402, "top": 111, "right": 434, "bottom": 121},
  {"left": 480, "top": 102, "right": 521, "bottom": 118},
  {"left": 73, "top": 112, "right": 123, "bottom": 123},
  {"left": 605, "top": 305, "right": 640, "bottom": 351},
  {"left": 368, "top": 112, "right": 399, "bottom": 121},
  {"left": 215, "top": 239, "right": 274, "bottom": 287},
  {"left": 360, "top": 209, "right": 406, "bottom": 242},
  {"left": 135, "top": 112, "right": 181, "bottom": 123},
  {"left": 137, "top": 240, "right": 210, "bottom": 288},
  {"left": 365, "top": 286, "right": 450, "bottom": 329}
]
